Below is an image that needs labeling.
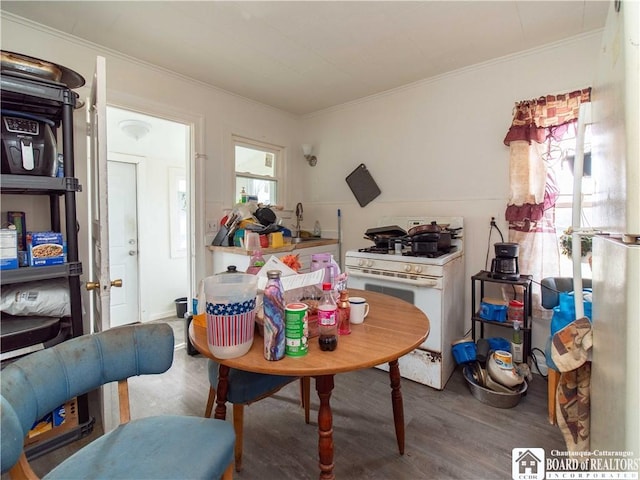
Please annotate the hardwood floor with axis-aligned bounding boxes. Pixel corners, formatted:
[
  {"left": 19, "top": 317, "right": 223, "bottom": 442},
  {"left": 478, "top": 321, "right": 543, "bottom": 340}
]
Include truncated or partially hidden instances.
[{"left": 22, "top": 339, "right": 565, "bottom": 479}]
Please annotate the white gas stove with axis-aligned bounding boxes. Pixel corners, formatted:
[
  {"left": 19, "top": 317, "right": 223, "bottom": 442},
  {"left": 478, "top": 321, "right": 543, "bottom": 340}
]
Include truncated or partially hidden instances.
[{"left": 345, "top": 216, "right": 465, "bottom": 390}]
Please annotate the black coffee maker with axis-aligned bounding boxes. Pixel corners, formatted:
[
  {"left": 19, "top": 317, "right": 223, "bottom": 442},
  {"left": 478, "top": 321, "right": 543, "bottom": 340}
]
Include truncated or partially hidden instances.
[{"left": 490, "top": 242, "right": 520, "bottom": 281}]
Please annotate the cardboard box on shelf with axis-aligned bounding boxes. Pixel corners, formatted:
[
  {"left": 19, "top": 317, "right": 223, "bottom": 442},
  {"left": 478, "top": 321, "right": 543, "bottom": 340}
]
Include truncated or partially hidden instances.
[
  {"left": 27, "top": 231, "right": 64, "bottom": 267},
  {"left": 7, "top": 211, "right": 26, "bottom": 251},
  {"left": 1, "top": 227, "right": 18, "bottom": 270},
  {"left": 25, "top": 399, "right": 78, "bottom": 446},
  {"left": 28, "top": 412, "right": 53, "bottom": 439}
]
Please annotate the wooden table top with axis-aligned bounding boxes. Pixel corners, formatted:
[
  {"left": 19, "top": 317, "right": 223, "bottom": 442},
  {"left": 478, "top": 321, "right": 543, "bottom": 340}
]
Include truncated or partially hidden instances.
[{"left": 189, "top": 288, "right": 430, "bottom": 376}]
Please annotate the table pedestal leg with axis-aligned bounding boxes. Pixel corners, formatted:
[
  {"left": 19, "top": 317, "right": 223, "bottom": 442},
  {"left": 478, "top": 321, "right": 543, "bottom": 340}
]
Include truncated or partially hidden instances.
[
  {"left": 214, "top": 364, "right": 230, "bottom": 421},
  {"left": 388, "top": 359, "right": 405, "bottom": 455},
  {"left": 316, "top": 374, "right": 335, "bottom": 480}
]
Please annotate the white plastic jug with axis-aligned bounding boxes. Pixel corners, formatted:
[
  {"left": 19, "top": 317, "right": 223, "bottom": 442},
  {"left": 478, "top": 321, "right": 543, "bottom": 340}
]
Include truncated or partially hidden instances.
[
  {"left": 203, "top": 273, "right": 258, "bottom": 359},
  {"left": 310, "top": 253, "right": 340, "bottom": 287}
]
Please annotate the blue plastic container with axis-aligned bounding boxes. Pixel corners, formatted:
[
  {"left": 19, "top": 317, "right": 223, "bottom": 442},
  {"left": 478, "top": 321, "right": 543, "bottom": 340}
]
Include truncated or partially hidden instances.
[
  {"left": 479, "top": 301, "right": 508, "bottom": 322},
  {"left": 486, "top": 337, "right": 511, "bottom": 353},
  {"left": 452, "top": 341, "right": 476, "bottom": 364}
]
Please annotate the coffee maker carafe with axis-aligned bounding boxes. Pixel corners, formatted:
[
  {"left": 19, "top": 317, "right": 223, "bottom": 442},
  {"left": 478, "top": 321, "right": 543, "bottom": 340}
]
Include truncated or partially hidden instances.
[{"left": 490, "top": 242, "right": 520, "bottom": 281}]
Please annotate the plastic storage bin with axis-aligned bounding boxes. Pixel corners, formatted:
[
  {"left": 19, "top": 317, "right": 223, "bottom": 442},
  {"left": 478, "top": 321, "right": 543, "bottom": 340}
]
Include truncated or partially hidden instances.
[
  {"left": 486, "top": 337, "right": 511, "bottom": 353},
  {"left": 452, "top": 339, "right": 476, "bottom": 364},
  {"left": 479, "top": 298, "right": 507, "bottom": 322}
]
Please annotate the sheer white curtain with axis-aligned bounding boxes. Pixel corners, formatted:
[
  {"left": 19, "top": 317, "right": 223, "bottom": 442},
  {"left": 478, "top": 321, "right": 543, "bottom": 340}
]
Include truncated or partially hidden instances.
[{"left": 503, "top": 89, "right": 591, "bottom": 316}]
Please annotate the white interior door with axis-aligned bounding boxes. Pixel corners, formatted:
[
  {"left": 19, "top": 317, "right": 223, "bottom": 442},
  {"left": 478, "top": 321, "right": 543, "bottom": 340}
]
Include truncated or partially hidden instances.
[
  {"left": 88, "top": 55, "right": 111, "bottom": 333},
  {"left": 88, "top": 55, "right": 120, "bottom": 434},
  {"left": 107, "top": 160, "right": 139, "bottom": 326}
]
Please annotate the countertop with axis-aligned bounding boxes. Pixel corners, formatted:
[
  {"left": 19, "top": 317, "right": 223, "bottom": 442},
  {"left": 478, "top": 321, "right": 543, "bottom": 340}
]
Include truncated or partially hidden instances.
[{"left": 208, "top": 238, "right": 338, "bottom": 255}]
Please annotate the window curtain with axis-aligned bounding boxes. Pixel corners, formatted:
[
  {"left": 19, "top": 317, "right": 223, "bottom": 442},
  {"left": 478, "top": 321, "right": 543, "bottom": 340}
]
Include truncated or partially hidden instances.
[{"left": 503, "top": 88, "right": 591, "bottom": 315}]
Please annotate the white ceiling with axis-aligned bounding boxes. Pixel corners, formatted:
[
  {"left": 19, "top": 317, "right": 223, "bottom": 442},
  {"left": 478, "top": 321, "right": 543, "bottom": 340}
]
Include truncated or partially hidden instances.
[{"left": 1, "top": 1, "right": 609, "bottom": 115}]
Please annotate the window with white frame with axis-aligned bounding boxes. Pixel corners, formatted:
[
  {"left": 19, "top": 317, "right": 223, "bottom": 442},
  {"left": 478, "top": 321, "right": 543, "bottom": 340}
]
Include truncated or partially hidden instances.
[
  {"left": 233, "top": 136, "right": 282, "bottom": 205},
  {"left": 548, "top": 123, "right": 593, "bottom": 278}
]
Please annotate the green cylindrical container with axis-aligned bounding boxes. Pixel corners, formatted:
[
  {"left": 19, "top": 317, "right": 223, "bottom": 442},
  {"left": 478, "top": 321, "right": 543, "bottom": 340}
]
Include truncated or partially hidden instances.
[{"left": 285, "top": 303, "right": 309, "bottom": 357}]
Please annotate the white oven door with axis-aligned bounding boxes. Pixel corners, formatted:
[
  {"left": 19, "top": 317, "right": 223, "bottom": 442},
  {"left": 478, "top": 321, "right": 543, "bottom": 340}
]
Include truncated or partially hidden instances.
[
  {"left": 347, "top": 255, "right": 464, "bottom": 390},
  {"left": 347, "top": 273, "right": 441, "bottom": 351}
]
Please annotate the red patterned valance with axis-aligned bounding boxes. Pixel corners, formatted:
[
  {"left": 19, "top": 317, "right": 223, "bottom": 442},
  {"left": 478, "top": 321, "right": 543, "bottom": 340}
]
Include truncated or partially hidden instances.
[
  {"left": 504, "top": 88, "right": 591, "bottom": 145},
  {"left": 505, "top": 179, "right": 559, "bottom": 229}
]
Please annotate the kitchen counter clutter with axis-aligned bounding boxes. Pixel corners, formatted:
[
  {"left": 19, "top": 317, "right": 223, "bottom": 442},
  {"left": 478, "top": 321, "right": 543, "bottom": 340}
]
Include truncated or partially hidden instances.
[
  {"left": 209, "top": 238, "right": 338, "bottom": 254},
  {"left": 209, "top": 239, "right": 339, "bottom": 274}
]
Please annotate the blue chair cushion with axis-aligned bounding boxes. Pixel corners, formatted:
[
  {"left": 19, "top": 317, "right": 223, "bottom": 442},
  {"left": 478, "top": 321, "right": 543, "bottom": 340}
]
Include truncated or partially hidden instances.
[
  {"left": 208, "top": 360, "right": 295, "bottom": 404},
  {"left": 44, "top": 415, "right": 235, "bottom": 480}
]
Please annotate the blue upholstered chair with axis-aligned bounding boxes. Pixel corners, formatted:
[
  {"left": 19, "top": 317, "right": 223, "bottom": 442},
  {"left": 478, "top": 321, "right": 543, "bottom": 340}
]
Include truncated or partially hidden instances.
[
  {"left": 1, "top": 324, "right": 236, "bottom": 479},
  {"left": 541, "top": 277, "right": 592, "bottom": 311},
  {"left": 205, "top": 359, "right": 310, "bottom": 472}
]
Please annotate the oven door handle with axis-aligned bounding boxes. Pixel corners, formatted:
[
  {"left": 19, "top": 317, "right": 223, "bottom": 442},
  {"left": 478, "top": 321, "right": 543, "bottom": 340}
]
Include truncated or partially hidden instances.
[{"left": 347, "top": 269, "right": 441, "bottom": 288}]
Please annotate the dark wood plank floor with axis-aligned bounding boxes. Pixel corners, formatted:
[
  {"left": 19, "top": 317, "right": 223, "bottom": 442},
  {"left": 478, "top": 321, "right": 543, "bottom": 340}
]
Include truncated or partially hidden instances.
[{"left": 22, "top": 335, "right": 565, "bottom": 479}]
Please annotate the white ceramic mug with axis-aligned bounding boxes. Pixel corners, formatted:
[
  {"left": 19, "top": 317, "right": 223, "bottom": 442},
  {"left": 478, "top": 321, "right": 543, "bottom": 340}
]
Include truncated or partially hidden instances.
[{"left": 349, "top": 296, "right": 369, "bottom": 324}]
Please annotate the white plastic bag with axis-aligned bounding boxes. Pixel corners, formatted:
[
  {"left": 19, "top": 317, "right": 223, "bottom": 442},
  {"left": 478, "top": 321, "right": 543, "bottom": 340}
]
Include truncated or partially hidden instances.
[{"left": 1, "top": 278, "right": 70, "bottom": 317}]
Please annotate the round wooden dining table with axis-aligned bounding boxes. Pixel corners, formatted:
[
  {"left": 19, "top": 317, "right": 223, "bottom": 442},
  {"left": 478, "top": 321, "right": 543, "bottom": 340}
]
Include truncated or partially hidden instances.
[{"left": 189, "top": 288, "right": 429, "bottom": 480}]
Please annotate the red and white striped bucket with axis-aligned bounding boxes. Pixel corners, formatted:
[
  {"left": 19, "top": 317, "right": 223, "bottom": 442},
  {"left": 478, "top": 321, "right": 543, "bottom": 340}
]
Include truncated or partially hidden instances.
[
  {"left": 206, "top": 304, "right": 255, "bottom": 356},
  {"left": 207, "top": 310, "right": 255, "bottom": 347}
]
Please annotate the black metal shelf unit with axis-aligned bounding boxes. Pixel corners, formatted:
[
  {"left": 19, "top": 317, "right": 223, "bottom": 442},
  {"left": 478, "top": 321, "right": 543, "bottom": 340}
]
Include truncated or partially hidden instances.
[
  {"left": 1, "top": 71, "right": 94, "bottom": 458},
  {"left": 470, "top": 270, "right": 533, "bottom": 363}
]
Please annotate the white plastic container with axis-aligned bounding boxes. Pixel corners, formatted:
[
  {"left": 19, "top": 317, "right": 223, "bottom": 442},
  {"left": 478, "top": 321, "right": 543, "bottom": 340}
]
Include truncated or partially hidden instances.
[
  {"left": 487, "top": 350, "right": 524, "bottom": 388},
  {"left": 204, "top": 273, "right": 257, "bottom": 359}
]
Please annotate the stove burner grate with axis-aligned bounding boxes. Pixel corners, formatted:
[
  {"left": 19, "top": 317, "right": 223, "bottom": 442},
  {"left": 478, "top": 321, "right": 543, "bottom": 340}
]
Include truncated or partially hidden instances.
[
  {"left": 402, "top": 246, "right": 457, "bottom": 258},
  {"left": 356, "top": 246, "right": 458, "bottom": 258},
  {"left": 358, "top": 246, "right": 389, "bottom": 254}
]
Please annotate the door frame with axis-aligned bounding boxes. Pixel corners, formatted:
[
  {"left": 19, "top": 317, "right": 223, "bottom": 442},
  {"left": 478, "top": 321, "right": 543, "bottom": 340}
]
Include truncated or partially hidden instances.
[{"left": 106, "top": 96, "right": 206, "bottom": 328}]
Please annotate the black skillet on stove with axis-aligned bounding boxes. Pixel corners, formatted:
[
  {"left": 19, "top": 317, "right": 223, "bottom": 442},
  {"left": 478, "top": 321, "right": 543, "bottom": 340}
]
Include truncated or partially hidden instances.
[
  {"left": 364, "top": 225, "right": 407, "bottom": 249},
  {"left": 404, "top": 233, "right": 443, "bottom": 254},
  {"left": 403, "top": 221, "right": 454, "bottom": 253},
  {"left": 408, "top": 221, "right": 462, "bottom": 237}
]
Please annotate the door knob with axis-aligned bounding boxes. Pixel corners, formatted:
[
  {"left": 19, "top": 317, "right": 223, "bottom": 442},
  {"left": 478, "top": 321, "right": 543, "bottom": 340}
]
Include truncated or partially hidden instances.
[
  {"left": 85, "top": 279, "right": 123, "bottom": 291},
  {"left": 129, "top": 250, "right": 136, "bottom": 256}
]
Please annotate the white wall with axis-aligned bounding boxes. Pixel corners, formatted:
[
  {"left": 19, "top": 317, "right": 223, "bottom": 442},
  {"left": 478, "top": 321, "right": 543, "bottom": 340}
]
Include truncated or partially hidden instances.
[
  {"left": 1, "top": 15, "right": 301, "bottom": 332},
  {"left": 297, "top": 32, "right": 603, "bottom": 359}
]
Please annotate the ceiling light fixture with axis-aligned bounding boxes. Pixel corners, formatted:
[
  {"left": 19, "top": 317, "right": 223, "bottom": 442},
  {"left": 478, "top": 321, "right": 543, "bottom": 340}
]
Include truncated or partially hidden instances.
[
  {"left": 302, "top": 144, "right": 317, "bottom": 167},
  {"left": 119, "top": 119, "right": 152, "bottom": 141}
]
